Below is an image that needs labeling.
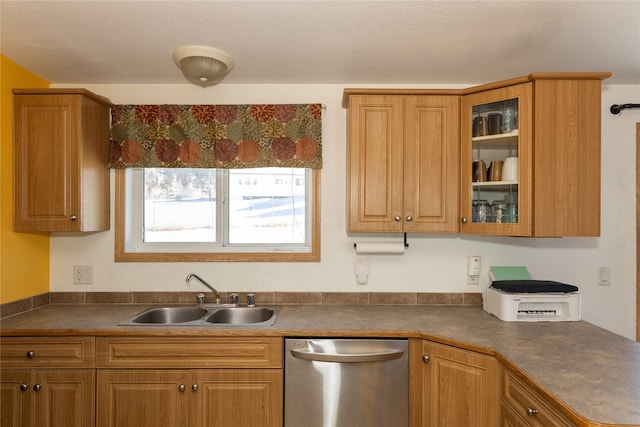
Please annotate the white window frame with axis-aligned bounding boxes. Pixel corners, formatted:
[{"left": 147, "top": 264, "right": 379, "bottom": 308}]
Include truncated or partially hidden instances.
[{"left": 114, "top": 168, "right": 320, "bottom": 262}]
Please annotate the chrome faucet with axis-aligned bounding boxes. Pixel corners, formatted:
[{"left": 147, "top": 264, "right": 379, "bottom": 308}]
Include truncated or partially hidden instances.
[{"left": 185, "top": 273, "right": 221, "bottom": 303}]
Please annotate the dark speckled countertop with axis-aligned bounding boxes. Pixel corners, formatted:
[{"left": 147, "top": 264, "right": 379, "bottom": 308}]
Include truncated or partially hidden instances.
[{"left": 2, "top": 304, "right": 639, "bottom": 426}]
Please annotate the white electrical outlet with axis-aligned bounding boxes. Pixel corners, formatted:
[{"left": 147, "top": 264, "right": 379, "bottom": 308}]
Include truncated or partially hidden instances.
[
  {"left": 73, "top": 265, "right": 93, "bottom": 285},
  {"left": 467, "top": 256, "right": 481, "bottom": 276},
  {"left": 467, "top": 256, "right": 481, "bottom": 285}
]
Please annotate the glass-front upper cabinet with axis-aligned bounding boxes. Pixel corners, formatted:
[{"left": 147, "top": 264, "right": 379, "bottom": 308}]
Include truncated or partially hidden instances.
[{"left": 460, "top": 83, "right": 532, "bottom": 235}]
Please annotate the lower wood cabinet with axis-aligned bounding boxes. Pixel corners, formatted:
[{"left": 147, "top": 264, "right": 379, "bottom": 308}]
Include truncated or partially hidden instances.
[
  {"left": 97, "top": 369, "right": 282, "bottom": 427},
  {"left": 95, "top": 336, "right": 283, "bottom": 427},
  {"left": 1, "top": 369, "right": 95, "bottom": 427},
  {"left": 0, "top": 337, "right": 96, "bottom": 427},
  {"left": 501, "top": 367, "right": 577, "bottom": 427},
  {"left": 502, "top": 402, "right": 530, "bottom": 427},
  {"left": 0, "top": 334, "right": 593, "bottom": 427},
  {"left": 420, "top": 340, "right": 500, "bottom": 427}
]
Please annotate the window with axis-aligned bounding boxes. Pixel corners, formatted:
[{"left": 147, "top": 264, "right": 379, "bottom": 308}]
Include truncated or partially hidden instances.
[{"left": 115, "top": 168, "right": 320, "bottom": 262}]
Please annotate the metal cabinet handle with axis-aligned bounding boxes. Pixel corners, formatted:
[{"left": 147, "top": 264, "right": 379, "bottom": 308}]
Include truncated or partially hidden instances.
[
  {"left": 192, "top": 384, "right": 198, "bottom": 392},
  {"left": 20, "top": 383, "right": 29, "bottom": 391},
  {"left": 422, "top": 355, "right": 430, "bottom": 363},
  {"left": 461, "top": 217, "right": 468, "bottom": 224},
  {"left": 178, "top": 384, "right": 185, "bottom": 392},
  {"left": 26, "top": 351, "right": 35, "bottom": 358},
  {"left": 394, "top": 215, "right": 402, "bottom": 222},
  {"left": 291, "top": 348, "right": 404, "bottom": 363},
  {"left": 70, "top": 215, "right": 77, "bottom": 221},
  {"left": 33, "top": 384, "right": 42, "bottom": 391},
  {"left": 405, "top": 215, "right": 413, "bottom": 222},
  {"left": 526, "top": 406, "right": 538, "bottom": 416}
]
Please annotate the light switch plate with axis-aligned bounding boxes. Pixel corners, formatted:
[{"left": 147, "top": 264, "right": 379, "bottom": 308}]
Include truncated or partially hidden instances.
[
  {"left": 355, "top": 260, "right": 368, "bottom": 285},
  {"left": 597, "top": 266, "right": 611, "bottom": 286}
]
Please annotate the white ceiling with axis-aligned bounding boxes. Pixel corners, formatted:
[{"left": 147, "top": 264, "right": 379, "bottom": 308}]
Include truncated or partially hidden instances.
[{"left": 2, "top": 0, "right": 639, "bottom": 86}]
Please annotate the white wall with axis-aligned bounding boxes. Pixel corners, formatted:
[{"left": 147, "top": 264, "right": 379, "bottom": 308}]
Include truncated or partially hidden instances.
[{"left": 49, "top": 82, "right": 640, "bottom": 340}]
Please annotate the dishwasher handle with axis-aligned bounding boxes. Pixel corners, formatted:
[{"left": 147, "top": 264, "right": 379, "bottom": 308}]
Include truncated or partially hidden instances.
[{"left": 290, "top": 348, "right": 404, "bottom": 363}]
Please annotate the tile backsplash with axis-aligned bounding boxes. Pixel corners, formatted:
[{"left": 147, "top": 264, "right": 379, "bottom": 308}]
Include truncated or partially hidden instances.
[{"left": 1, "top": 291, "right": 482, "bottom": 319}]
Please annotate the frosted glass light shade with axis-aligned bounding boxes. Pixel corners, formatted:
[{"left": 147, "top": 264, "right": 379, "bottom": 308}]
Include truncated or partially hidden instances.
[{"left": 173, "top": 46, "right": 234, "bottom": 87}]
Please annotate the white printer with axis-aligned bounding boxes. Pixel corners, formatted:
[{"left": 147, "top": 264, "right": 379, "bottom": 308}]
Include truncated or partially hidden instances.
[{"left": 482, "top": 266, "right": 581, "bottom": 322}]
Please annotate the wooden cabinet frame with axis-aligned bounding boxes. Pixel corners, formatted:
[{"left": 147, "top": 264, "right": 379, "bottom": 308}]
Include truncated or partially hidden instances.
[
  {"left": 95, "top": 336, "right": 283, "bottom": 427},
  {"left": 346, "top": 94, "right": 460, "bottom": 233},
  {"left": 0, "top": 337, "right": 96, "bottom": 427},
  {"left": 13, "top": 89, "right": 111, "bottom": 232},
  {"left": 418, "top": 340, "right": 501, "bottom": 427},
  {"left": 344, "top": 72, "right": 610, "bottom": 237}
]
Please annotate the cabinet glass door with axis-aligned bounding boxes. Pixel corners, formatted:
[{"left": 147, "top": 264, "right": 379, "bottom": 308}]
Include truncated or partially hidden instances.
[
  {"left": 471, "top": 98, "right": 519, "bottom": 225},
  {"left": 461, "top": 83, "right": 532, "bottom": 235}
]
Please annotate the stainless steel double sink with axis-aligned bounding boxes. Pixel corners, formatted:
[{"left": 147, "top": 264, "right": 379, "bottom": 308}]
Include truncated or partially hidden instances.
[{"left": 119, "top": 305, "right": 279, "bottom": 327}]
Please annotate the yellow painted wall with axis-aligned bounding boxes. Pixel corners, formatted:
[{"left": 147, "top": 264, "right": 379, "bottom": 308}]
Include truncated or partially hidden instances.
[{"left": 1, "top": 55, "right": 50, "bottom": 303}]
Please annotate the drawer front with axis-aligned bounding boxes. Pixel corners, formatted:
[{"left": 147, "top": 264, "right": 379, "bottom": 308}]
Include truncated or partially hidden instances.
[
  {"left": 503, "top": 369, "right": 577, "bottom": 427},
  {"left": 501, "top": 402, "right": 528, "bottom": 427},
  {"left": 0, "top": 337, "right": 95, "bottom": 367},
  {"left": 96, "top": 337, "right": 283, "bottom": 368}
]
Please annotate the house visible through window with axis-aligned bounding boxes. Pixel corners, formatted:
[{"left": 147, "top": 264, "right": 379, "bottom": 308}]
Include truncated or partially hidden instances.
[{"left": 115, "top": 167, "right": 320, "bottom": 262}]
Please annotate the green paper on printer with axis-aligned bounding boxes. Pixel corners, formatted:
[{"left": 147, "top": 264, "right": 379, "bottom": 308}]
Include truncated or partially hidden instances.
[{"left": 490, "top": 266, "right": 531, "bottom": 282}]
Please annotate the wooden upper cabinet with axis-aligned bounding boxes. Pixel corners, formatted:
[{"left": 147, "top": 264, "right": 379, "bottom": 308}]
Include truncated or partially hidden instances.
[
  {"left": 13, "top": 89, "right": 112, "bottom": 232},
  {"left": 460, "top": 73, "right": 609, "bottom": 237},
  {"left": 346, "top": 94, "right": 460, "bottom": 233},
  {"left": 460, "top": 83, "right": 533, "bottom": 236},
  {"left": 531, "top": 78, "right": 604, "bottom": 236}
]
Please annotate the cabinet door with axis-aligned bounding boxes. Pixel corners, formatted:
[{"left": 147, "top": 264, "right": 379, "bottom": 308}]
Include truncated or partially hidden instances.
[
  {"left": 33, "top": 369, "right": 95, "bottom": 427},
  {"left": 460, "top": 83, "right": 533, "bottom": 235},
  {"left": 13, "top": 92, "right": 110, "bottom": 232},
  {"left": 14, "top": 95, "right": 81, "bottom": 231},
  {"left": 347, "top": 95, "right": 404, "bottom": 232},
  {"left": 1, "top": 369, "right": 94, "bottom": 427},
  {"left": 191, "top": 369, "right": 283, "bottom": 427},
  {"left": 404, "top": 96, "right": 459, "bottom": 233},
  {"left": 97, "top": 370, "right": 189, "bottom": 427},
  {"left": 1, "top": 370, "right": 32, "bottom": 427},
  {"left": 421, "top": 341, "right": 500, "bottom": 427},
  {"left": 532, "top": 79, "right": 602, "bottom": 237}
]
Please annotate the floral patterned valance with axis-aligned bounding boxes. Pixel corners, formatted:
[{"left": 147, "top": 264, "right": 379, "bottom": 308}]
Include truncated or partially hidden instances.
[{"left": 108, "top": 104, "right": 322, "bottom": 169}]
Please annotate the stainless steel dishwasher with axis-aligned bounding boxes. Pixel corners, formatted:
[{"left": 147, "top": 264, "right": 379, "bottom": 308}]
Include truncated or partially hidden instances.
[{"left": 284, "top": 338, "right": 408, "bottom": 427}]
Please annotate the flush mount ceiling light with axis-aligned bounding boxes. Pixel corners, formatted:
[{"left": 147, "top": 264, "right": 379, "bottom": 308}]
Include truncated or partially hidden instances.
[{"left": 172, "top": 45, "right": 235, "bottom": 87}]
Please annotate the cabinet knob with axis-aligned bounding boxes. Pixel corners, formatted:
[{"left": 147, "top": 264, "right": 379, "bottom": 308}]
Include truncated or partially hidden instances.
[
  {"left": 20, "top": 383, "right": 29, "bottom": 391},
  {"left": 422, "top": 355, "right": 430, "bottom": 363},
  {"left": 405, "top": 215, "right": 413, "bottom": 222},
  {"left": 70, "top": 215, "right": 77, "bottom": 221},
  {"left": 26, "top": 351, "right": 35, "bottom": 358},
  {"left": 394, "top": 215, "right": 402, "bottom": 222},
  {"left": 178, "top": 384, "right": 185, "bottom": 392},
  {"left": 33, "top": 384, "right": 42, "bottom": 392},
  {"left": 526, "top": 406, "right": 538, "bottom": 416},
  {"left": 461, "top": 217, "right": 468, "bottom": 224},
  {"left": 192, "top": 384, "right": 199, "bottom": 392}
]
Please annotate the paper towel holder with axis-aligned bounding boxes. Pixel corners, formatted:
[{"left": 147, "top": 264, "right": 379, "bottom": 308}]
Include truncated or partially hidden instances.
[{"left": 353, "top": 233, "right": 410, "bottom": 250}]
